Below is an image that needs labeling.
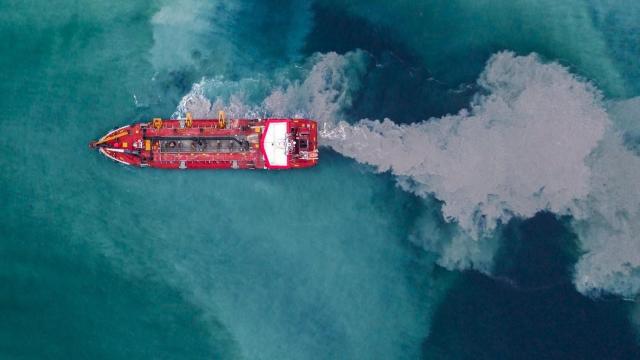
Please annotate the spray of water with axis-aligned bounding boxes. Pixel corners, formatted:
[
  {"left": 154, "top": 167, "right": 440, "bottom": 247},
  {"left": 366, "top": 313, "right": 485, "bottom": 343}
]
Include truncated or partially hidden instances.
[
  {"left": 175, "top": 50, "right": 640, "bottom": 299},
  {"left": 323, "top": 52, "right": 640, "bottom": 298}
]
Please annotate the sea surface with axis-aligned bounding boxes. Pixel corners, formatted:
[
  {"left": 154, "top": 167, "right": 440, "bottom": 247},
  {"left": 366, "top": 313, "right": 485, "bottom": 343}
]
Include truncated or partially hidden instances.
[{"left": 1, "top": 1, "right": 640, "bottom": 359}]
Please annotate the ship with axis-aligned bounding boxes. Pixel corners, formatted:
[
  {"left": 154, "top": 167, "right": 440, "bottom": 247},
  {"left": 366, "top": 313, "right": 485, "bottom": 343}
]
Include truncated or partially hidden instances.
[{"left": 89, "top": 112, "right": 318, "bottom": 169}]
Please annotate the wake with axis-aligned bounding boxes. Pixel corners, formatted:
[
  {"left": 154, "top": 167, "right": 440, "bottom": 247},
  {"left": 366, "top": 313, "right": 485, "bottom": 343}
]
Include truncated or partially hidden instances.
[{"left": 175, "top": 50, "right": 640, "bottom": 299}]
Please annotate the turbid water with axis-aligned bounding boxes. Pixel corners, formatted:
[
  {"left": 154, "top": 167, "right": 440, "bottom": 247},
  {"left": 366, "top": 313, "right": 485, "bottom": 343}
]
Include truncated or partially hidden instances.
[{"left": 1, "top": 1, "right": 640, "bottom": 359}]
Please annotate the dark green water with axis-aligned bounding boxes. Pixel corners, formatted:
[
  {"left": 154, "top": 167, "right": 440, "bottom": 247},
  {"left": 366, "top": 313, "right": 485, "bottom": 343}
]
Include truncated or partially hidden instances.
[
  {"left": 426, "top": 213, "right": 640, "bottom": 359},
  {"left": 1, "top": 0, "right": 640, "bottom": 359}
]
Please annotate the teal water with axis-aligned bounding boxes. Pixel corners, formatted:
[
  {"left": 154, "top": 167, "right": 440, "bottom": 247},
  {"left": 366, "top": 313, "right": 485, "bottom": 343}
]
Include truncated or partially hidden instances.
[{"left": 2, "top": 0, "right": 640, "bottom": 359}]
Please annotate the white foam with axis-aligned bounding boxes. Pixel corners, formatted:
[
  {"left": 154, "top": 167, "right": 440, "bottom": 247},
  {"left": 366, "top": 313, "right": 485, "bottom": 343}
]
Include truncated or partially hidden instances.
[
  {"left": 326, "top": 52, "right": 640, "bottom": 297},
  {"left": 327, "top": 52, "right": 607, "bottom": 238},
  {"left": 174, "top": 50, "right": 640, "bottom": 298},
  {"left": 263, "top": 51, "right": 368, "bottom": 126},
  {"left": 174, "top": 50, "right": 369, "bottom": 123},
  {"left": 172, "top": 79, "right": 260, "bottom": 119},
  {"left": 572, "top": 130, "right": 640, "bottom": 297},
  {"left": 608, "top": 97, "right": 640, "bottom": 155}
]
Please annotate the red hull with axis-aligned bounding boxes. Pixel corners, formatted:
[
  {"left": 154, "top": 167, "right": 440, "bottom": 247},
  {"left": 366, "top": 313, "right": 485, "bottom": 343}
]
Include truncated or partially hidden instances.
[{"left": 90, "top": 117, "right": 318, "bottom": 170}]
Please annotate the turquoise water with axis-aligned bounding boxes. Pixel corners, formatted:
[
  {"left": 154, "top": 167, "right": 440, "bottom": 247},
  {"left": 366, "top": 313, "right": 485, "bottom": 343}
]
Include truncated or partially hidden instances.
[{"left": 2, "top": 0, "right": 640, "bottom": 359}]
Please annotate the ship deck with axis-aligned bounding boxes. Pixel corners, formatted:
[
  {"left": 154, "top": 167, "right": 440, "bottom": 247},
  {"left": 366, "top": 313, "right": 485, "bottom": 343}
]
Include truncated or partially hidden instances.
[{"left": 91, "top": 118, "right": 318, "bottom": 170}]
